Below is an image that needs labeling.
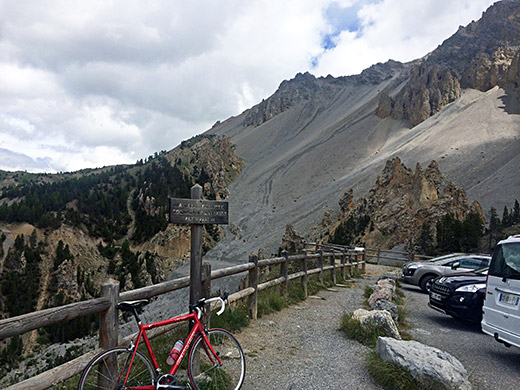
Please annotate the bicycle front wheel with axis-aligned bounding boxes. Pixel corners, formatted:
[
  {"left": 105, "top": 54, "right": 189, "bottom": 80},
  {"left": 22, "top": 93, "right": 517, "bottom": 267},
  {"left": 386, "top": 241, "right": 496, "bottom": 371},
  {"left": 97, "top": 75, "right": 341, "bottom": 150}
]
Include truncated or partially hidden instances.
[
  {"left": 188, "top": 328, "right": 245, "bottom": 390},
  {"left": 78, "top": 346, "right": 155, "bottom": 390}
]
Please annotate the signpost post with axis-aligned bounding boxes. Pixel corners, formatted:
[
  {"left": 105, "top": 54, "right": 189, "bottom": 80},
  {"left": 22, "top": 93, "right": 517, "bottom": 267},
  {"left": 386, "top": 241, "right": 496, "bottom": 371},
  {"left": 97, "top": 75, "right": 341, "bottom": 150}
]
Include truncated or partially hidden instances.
[{"left": 169, "top": 184, "right": 229, "bottom": 317}]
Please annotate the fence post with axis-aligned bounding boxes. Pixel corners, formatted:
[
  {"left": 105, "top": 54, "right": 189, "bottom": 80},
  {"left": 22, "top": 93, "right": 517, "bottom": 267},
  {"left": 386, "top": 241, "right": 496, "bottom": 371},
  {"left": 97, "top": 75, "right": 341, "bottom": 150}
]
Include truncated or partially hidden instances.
[
  {"left": 281, "top": 250, "right": 289, "bottom": 298},
  {"left": 248, "top": 254, "right": 259, "bottom": 320},
  {"left": 377, "top": 247, "right": 381, "bottom": 265},
  {"left": 201, "top": 262, "right": 212, "bottom": 326},
  {"left": 98, "top": 279, "right": 120, "bottom": 388},
  {"left": 190, "top": 184, "right": 204, "bottom": 322},
  {"left": 330, "top": 252, "right": 336, "bottom": 285},
  {"left": 341, "top": 249, "right": 346, "bottom": 280},
  {"left": 99, "top": 279, "right": 120, "bottom": 349},
  {"left": 347, "top": 251, "right": 353, "bottom": 277},
  {"left": 318, "top": 249, "right": 324, "bottom": 284},
  {"left": 301, "top": 249, "right": 308, "bottom": 297},
  {"left": 362, "top": 250, "right": 366, "bottom": 272}
]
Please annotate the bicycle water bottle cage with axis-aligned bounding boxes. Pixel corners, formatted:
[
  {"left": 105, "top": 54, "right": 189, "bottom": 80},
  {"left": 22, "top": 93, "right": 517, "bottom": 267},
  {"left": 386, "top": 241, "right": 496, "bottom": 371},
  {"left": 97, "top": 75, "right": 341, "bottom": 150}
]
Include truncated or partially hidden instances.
[{"left": 156, "top": 374, "right": 186, "bottom": 390}]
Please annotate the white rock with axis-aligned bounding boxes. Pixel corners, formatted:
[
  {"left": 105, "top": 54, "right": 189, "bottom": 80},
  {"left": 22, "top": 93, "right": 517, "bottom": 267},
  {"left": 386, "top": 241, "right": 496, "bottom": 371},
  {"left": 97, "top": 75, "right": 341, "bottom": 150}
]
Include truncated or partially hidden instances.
[
  {"left": 352, "top": 309, "right": 401, "bottom": 340},
  {"left": 376, "top": 337, "right": 472, "bottom": 390}
]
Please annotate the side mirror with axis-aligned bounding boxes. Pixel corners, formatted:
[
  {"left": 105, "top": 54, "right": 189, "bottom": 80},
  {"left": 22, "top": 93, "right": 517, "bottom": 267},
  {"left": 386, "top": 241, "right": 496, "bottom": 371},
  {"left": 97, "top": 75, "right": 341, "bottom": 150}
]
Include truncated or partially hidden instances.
[{"left": 451, "top": 261, "right": 460, "bottom": 270}]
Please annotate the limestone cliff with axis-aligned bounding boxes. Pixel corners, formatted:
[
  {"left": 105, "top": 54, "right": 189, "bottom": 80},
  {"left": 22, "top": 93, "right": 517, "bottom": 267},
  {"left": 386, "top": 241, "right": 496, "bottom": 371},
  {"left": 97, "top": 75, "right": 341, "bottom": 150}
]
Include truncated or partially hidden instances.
[{"left": 376, "top": 63, "right": 461, "bottom": 126}]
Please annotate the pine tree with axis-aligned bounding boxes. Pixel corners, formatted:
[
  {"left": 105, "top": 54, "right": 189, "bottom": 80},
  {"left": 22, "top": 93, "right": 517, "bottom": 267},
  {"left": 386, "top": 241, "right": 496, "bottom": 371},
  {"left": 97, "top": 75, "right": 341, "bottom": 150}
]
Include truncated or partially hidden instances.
[
  {"left": 489, "top": 207, "right": 501, "bottom": 250},
  {"left": 513, "top": 199, "right": 520, "bottom": 224},
  {"left": 502, "top": 206, "right": 511, "bottom": 227},
  {"left": 418, "top": 222, "right": 435, "bottom": 255}
]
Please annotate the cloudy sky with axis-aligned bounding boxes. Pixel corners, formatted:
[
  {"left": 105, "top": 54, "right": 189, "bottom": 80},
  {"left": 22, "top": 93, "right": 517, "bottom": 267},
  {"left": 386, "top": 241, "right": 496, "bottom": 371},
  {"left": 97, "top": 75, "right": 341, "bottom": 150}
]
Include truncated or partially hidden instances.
[{"left": 0, "top": 0, "right": 496, "bottom": 173}]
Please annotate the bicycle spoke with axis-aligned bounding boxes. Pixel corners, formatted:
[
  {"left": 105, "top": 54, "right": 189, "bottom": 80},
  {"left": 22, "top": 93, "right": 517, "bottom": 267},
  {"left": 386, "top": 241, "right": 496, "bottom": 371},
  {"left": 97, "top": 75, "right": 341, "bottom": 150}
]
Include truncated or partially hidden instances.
[
  {"left": 78, "top": 347, "right": 155, "bottom": 390},
  {"left": 188, "top": 329, "right": 245, "bottom": 390}
]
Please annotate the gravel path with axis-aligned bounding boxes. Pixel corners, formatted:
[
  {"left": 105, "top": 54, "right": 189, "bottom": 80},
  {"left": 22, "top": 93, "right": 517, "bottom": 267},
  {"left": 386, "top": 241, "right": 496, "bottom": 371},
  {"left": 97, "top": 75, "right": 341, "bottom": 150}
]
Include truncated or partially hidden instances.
[{"left": 232, "top": 265, "right": 393, "bottom": 390}]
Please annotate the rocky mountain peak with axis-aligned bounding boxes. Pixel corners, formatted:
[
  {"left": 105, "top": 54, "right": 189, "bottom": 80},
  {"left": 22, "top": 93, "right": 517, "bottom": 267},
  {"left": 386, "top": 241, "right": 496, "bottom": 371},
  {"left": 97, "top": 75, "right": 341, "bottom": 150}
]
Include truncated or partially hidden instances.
[
  {"left": 358, "top": 59, "right": 407, "bottom": 84},
  {"left": 243, "top": 72, "right": 322, "bottom": 127},
  {"left": 426, "top": 0, "right": 520, "bottom": 75},
  {"left": 376, "top": 1, "right": 520, "bottom": 126}
]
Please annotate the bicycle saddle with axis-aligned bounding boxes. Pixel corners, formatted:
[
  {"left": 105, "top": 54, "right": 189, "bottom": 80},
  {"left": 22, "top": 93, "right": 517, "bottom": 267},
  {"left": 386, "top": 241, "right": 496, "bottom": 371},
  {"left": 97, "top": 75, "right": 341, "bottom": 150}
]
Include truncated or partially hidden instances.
[{"left": 117, "top": 299, "right": 149, "bottom": 312}]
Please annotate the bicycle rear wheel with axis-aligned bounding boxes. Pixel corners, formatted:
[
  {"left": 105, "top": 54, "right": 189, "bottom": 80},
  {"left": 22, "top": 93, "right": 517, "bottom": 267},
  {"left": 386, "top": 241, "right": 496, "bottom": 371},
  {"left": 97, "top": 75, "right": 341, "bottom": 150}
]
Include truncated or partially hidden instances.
[
  {"left": 77, "top": 346, "right": 155, "bottom": 390},
  {"left": 188, "top": 328, "right": 245, "bottom": 390}
]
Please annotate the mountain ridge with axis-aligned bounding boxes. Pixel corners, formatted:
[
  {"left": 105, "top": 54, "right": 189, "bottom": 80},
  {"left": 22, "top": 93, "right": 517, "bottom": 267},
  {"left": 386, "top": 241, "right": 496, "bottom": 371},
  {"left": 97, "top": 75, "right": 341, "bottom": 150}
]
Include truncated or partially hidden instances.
[{"left": 206, "top": 0, "right": 520, "bottom": 261}]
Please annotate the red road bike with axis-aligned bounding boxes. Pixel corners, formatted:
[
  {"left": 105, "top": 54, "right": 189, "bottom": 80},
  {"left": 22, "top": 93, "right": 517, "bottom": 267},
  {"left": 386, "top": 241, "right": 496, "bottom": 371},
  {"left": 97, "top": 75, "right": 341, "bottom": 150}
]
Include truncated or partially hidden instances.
[{"left": 77, "top": 293, "right": 245, "bottom": 390}]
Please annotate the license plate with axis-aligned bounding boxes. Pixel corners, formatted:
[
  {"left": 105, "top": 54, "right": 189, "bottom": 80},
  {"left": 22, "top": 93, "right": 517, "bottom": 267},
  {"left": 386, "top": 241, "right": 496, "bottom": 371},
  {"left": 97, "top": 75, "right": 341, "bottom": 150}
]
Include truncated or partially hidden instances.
[
  {"left": 431, "top": 292, "right": 443, "bottom": 301},
  {"left": 499, "top": 292, "right": 520, "bottom": 307}
]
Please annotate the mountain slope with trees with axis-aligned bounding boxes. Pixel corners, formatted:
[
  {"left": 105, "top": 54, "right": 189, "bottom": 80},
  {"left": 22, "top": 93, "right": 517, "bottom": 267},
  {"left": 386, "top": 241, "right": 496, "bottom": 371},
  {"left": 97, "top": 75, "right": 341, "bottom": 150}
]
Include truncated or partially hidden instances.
[{"left": 0, "top": 135, "right": 243, "bottom": 352}]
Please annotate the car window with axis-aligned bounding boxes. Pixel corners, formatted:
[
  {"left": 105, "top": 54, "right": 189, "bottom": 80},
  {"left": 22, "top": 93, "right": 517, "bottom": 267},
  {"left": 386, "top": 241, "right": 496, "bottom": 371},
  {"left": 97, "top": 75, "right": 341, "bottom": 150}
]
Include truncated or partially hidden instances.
[
  {"left": 489, "top": 243, "right": 520, "bottom": 276},
  {"left": 478, "top": 258, "right": 491, "bottom": 268},
  {"left": 458, "top": 257, "right": 485, "bottom": 269}
]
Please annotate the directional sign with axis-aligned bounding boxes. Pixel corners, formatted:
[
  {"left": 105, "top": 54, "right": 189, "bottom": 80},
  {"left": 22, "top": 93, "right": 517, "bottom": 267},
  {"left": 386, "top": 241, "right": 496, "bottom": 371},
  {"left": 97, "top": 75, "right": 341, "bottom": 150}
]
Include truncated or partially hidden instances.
[{"left": 169, "top": 198, "right": 229, "bottom": 225}]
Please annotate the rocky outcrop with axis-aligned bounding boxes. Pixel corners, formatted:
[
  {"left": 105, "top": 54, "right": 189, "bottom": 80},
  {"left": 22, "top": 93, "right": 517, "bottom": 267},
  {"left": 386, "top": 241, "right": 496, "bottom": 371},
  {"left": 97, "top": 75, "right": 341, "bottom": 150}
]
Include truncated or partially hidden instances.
[
  {"left": 324, "top": 157, "right": 485, "bottom": 250},
  {"left": 376, "top": 63, "right": 461, "bottom": 126},
  {"left": 281, "top": 224, "right": 305, "bottom": 254},
  {"left": 461, "top": 46, "right": 520, "bottom": 91},
  {"left": 376, "top": 337, "right": 472, "bottom": 390},
  {"left": 166, "top": 135, "right": 244, "bottom": 200}
]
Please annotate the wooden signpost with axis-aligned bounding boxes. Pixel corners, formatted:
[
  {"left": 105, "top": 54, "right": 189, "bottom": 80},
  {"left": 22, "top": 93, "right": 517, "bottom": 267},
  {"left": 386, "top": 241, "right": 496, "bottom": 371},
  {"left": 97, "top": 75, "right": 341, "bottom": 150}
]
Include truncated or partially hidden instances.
[{"left": 169, "top": 184, "right": 229, "bottom": 311}]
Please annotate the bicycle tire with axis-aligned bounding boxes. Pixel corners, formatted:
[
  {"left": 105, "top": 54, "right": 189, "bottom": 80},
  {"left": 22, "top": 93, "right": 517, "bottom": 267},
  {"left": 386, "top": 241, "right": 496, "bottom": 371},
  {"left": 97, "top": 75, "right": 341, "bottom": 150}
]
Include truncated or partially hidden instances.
[
  {"left": 188, "top": 328, "right": 245, "bottom": 390},
  {"left": 77, "top": 346, "right": 155, "bottom": 390}
]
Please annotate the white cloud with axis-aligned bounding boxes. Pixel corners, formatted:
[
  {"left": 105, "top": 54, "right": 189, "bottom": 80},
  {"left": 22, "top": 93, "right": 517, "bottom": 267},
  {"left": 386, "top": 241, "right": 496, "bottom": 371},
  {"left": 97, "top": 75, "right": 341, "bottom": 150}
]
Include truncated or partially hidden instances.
[
  {"left": 313, "top": 0, "right": 496, "bottom": 76},
  {"left": 0, "top": 0, "right": 496, "bottom": 172}
]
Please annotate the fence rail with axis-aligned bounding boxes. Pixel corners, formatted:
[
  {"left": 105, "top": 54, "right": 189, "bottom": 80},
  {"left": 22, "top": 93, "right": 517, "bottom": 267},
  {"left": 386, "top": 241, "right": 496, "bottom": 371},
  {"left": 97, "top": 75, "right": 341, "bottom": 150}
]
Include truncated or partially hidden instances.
[{"left": 1, "top": 245, "right": 367, "bottom": 389}]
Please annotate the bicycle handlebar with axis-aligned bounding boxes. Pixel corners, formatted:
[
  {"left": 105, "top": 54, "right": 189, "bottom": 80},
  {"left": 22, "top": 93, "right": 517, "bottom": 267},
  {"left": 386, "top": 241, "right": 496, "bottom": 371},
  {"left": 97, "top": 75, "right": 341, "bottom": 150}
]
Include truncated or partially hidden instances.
[{"left": 190, "top": 292, "right": 229, "bottom": 319}]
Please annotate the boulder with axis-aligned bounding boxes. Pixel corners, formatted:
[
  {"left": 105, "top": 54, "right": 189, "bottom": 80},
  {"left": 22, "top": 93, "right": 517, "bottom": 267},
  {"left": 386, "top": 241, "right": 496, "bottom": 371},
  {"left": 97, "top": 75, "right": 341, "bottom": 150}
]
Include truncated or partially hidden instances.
[
  {"left": 370, "top": 300, "right": 399, "bottom": 322},
  {"left": 352, "top": 309, "right": 401, "bottom": 340},
  {"left": 377, "top": 279, "right": 395, "bottom": 289},
  {"left": 376, "top": 337, "right": 472, "bottom": 390},
  {"left": 368, "top": 286, "right": 393, "bottom": 307},
  {"left": 378, "top": 273, "right": 398, "bottom": 283}
]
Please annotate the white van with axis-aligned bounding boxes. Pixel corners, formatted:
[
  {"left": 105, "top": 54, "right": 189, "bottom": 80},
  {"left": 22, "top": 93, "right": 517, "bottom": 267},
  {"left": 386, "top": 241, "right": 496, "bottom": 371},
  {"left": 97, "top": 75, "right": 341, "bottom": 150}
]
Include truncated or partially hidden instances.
[{"left": 481, "top": 234, "right": 520, "bottom": 348}]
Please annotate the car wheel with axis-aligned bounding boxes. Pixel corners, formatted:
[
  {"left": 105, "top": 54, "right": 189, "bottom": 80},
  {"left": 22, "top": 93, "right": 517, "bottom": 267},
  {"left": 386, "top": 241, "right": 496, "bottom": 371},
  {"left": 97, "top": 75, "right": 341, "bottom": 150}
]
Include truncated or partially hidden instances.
[{"left": 420, "top": 275, "right": 436, "bottom": 293}]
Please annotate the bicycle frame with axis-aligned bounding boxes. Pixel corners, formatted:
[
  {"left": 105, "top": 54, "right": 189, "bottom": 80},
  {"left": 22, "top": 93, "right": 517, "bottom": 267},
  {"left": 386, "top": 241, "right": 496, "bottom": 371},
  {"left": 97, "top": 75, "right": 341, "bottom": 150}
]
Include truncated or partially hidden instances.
[{"left": 123, "top": 310, "right": 223, "bottom": 389}]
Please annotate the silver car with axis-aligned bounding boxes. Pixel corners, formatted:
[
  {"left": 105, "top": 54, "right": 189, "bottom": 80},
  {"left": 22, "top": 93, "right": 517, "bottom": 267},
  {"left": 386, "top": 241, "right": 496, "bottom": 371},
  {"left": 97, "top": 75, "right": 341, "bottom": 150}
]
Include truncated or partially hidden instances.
[{"left": 401, "top": 253, "right": 491, "bottom": 292}]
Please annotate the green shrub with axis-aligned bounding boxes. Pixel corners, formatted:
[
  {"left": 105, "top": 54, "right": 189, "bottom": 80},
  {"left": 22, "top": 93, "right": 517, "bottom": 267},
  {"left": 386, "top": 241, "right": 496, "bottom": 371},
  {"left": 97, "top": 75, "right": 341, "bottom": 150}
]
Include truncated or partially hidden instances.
[
  {"left": 364, "top": 285, "right": 374, "bottom": 300},
  {"left": 258, "top": 290, "right": 287, "bottom": 317},
  {"left": 210, "top": 304, "right": 249, "bottom": 332}
]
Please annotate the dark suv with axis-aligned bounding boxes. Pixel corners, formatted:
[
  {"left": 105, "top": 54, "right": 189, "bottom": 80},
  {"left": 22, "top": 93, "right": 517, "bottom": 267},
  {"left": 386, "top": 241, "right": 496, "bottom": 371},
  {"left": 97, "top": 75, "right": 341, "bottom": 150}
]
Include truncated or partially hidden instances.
[{"left": 428, "top": 268, "right": 488, "bottom": 322}]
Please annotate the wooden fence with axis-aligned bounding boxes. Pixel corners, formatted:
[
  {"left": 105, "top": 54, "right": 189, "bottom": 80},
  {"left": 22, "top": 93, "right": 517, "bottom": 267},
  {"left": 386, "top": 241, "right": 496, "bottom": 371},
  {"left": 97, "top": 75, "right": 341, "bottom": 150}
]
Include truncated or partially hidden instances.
[
  {"left": 314, "top": 242, "right": 432, "bottom": 266},
  {"left": 0, "top": 245, "right": 366, "bottom": 389}
]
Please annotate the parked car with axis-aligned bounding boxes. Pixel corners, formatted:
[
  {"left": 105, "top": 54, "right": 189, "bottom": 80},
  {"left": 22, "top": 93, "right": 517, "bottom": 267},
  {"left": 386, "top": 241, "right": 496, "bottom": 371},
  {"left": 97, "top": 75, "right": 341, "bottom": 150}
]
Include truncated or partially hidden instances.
[
  {"left": 482, "top": 234, "right": 520, "bottom": 348},
  {"left": 428, "top": 267, "right": 488, "bottom": 322},
  {"left": 401, "top": 253, "right": 491, "bottom": 292}
]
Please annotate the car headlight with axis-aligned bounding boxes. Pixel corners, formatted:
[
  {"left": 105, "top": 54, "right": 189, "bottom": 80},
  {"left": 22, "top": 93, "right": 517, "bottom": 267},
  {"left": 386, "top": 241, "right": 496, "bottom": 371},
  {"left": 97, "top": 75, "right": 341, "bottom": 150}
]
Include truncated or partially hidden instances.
[{"left": 455, "top": 283, "right": 486, "bottom": 293}]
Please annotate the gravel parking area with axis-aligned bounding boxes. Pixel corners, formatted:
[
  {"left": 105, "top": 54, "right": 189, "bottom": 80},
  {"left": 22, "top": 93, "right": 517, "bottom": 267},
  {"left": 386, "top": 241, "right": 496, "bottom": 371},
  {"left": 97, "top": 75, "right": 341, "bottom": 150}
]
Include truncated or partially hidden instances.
[
  {"left": 402, "top": 284, "right": 520, "bottom": 390},
  {"left": 232, "top": 265, "right": 394, "bottom": 390}
]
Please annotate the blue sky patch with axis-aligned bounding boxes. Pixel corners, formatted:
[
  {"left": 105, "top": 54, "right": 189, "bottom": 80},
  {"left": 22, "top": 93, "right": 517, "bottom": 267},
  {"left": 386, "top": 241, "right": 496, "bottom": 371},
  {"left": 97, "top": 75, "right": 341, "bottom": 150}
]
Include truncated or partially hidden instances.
[{"left": 321, "top": 0, "right": 380, "bottom": 51}]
